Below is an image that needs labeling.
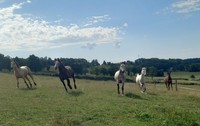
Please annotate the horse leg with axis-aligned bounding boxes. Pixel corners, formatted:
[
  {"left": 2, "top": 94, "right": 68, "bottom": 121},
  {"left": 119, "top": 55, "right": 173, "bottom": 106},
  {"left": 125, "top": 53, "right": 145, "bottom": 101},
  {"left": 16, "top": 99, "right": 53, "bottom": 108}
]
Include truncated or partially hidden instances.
[
  {"left": 171, "top": 82, "right": 173, "bottom": 91},
  {"left": 28, "top": 73, "right": 37, "bottom": 86},
  {"left": 142, "top": 84, "right": 146, "bottom": 93},
  {"left": 165, "top": 82, "right": 168, "bottom": 90},
  {"left": 72, "top": 76, "right": 77, "bottom": 89},
  {"left": 139, "top": 81, "right": 143, "bottom": 93},
  {"left": 25, "top": 75, "right": 32, "bottom": 88},
  {"left": 16, "top": 78, "right": 19, "bottom": 88},
  {"left": 23, "top": 77, "right": 30, "bottom": 89},
  {"left": 66, "top": 79, "right": 72, "bottom": 89},
  {"left": 122, "top": 82, "right": 124, "bottom": 96},
  {"left": 61, "top": 79, "right": 68, "bottom": 92},
  {"left": 117, "top": 83, "right": 120, "bottom": 94},
  {"left": 167, "top": 83, "right": 170, "bottom": 90}
]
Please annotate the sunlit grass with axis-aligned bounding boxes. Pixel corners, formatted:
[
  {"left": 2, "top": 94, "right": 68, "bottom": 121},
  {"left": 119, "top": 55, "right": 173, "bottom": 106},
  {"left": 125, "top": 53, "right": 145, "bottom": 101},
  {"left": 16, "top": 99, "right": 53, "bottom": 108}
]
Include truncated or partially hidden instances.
[{"left": 0, "top": 72, "right": 200, "bottom": 125}]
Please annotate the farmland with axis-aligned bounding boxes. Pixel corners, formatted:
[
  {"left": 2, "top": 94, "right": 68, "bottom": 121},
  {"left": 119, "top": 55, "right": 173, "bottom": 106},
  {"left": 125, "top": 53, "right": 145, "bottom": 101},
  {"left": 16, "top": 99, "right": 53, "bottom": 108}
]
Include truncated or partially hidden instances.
[{"left": 0, "top": 72, "right": 200, "bottom": 126}]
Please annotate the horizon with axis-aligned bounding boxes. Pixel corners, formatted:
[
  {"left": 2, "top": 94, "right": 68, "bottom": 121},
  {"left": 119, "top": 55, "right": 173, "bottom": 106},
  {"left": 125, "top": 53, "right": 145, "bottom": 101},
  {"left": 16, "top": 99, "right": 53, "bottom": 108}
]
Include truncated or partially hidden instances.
[
  {"left": 0, "top": 0, "right": 200, "bottom": 63},
  {"left": 1, "top": 52, "right": 200, "bottom": 64}
]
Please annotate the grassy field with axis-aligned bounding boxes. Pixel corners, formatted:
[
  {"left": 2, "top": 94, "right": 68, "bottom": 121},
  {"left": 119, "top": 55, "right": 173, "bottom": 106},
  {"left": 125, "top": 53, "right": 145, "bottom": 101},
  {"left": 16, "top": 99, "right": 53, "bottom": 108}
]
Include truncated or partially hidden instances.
[{"left": 0, "top": 72, "right": 200, "bottom": 126}]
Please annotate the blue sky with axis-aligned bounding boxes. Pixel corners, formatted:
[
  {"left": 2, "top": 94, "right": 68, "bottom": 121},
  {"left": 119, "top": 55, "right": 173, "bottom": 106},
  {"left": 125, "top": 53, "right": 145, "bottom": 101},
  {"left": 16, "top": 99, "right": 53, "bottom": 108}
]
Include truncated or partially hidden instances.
[{"left": 0, "top": 0, "right": 200, "bottom": 63}]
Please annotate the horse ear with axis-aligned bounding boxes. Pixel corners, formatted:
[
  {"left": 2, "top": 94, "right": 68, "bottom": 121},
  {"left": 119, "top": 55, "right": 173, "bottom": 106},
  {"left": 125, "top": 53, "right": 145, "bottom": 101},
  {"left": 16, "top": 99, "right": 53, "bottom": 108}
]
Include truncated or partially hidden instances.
[{"left": 58, "top": 58, "right": 61, "bottom": 62}]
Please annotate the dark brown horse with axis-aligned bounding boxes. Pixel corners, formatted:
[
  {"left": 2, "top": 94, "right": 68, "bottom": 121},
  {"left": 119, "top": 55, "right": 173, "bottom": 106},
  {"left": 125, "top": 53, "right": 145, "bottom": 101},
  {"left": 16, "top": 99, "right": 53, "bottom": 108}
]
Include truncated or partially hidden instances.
[
  {"left": 54, "top": 58, "right": 77, "bottom": 92},
  {"left": 164, "top": 72, "right": 173, "bottom": 90}
]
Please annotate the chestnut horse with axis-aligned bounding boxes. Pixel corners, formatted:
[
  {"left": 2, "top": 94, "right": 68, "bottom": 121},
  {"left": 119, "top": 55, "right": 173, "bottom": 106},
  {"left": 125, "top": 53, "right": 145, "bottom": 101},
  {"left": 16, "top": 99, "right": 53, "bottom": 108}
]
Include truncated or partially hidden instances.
[{"left": 164, "top": 72, "right": 173, "bottom": 90}]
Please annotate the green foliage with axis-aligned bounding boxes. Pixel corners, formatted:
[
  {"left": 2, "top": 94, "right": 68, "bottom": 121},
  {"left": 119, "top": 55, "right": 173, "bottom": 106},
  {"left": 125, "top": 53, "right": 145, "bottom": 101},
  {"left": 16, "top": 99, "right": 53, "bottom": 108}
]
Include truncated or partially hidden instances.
[
  {"left": 191, "top": 74, "right": 196, "bottom": 79},
  {"left": 27, "top": 54, "right": 42, "bottom": 72},
  {"left": 1, "top": 53, "right": 200, "bottom": 78}
]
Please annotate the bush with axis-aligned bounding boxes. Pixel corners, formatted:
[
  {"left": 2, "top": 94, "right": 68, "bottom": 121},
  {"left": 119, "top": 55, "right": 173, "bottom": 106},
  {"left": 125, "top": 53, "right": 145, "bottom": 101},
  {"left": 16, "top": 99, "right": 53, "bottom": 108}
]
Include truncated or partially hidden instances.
[{"left": 190, "top": 74, "right": 195, "bottom": 79}]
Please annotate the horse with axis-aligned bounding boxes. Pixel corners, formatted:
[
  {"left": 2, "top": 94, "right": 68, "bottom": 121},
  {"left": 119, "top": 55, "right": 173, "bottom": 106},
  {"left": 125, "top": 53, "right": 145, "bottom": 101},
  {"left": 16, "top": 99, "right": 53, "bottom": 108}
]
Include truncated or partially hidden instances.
[
  {"left": 136, "top": 67, "right": 147, "bottom": 93},
  {"left": 164, "top": 72, "right": 173, "bottom": 90},
  {"left": 10, "top": 59, "right": 37, "bottom": 89},
  {"left": 114, "top": 63, "right": 126, "bottom": 96},
  {"left": 54, "top": 58, "right": 77, "bottom": 92}
]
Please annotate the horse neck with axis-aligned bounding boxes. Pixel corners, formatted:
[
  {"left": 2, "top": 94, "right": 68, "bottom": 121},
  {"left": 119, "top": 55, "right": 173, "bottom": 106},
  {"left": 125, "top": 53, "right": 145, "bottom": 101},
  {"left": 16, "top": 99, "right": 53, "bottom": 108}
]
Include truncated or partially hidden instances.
[
  {"left": 12, "top": 65, "right": 21, "bottom": 73},
  {"left": 119, "top": 69, "right": 125, "bottom": 74},
  {"left": 168, "top": 74, "right": 172, "bottom": 79},
  {"left": 140, "top": 73, "right": 145, "bottom": 78},
  {"left": 58, "top": 63, "right": 66, "bottom": 73}
]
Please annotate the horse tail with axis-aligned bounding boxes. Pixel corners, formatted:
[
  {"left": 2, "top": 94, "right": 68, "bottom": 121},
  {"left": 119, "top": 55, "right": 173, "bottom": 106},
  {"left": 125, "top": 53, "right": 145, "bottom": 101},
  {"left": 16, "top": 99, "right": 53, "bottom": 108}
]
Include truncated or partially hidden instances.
[
  {"left": 135, "top": 73, "right": 140, "bottom": 83},
  {"left": 114, "top": 71, "right": 119, "bottom": 81}
]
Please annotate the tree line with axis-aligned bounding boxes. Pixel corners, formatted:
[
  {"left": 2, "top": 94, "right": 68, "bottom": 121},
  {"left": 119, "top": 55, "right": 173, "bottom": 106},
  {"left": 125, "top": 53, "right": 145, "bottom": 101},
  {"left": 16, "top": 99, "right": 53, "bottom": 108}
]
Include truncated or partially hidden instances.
[{"left": 1, "top": 53, "right": 200, "bottom": 77}]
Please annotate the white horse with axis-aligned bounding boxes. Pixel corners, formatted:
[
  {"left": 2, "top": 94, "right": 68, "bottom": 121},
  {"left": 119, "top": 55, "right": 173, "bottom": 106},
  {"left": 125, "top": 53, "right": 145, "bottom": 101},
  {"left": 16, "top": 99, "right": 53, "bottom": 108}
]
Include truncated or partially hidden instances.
[
  {"left": 136, "top": 67, "right": 147, "bottom": 93},
  {"left": 11, "top": 59, "right": 37, "bottom": 89},
  {"left": 114, "top": 63, "right": 126, "bottom": 95}
]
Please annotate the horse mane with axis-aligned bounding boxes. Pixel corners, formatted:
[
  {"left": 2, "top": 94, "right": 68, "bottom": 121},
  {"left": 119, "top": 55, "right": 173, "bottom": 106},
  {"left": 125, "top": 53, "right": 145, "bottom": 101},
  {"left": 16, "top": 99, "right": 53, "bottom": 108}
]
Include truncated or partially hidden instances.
[
  {"left": 168, "top": 72, "right": 172, "bottom": 80},
  {"left": 13, "top": 60, "right": 20, "bottom": 68},
  {"left": 57, "top": 58, "right": 67, "bottom": 71}
]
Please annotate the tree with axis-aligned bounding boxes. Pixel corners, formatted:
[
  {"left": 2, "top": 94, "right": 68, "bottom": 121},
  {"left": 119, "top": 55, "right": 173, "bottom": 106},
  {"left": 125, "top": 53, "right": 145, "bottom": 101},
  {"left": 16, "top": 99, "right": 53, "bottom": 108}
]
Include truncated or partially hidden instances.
[
  {"left": 90, "top": 59, "right": 100, "bottom": 67},
  {"left": 148, "top": 67, "right": 157, "bottom": 79},
  {"left": 27, "top": 54, "right": 42, "bottom": 72}
]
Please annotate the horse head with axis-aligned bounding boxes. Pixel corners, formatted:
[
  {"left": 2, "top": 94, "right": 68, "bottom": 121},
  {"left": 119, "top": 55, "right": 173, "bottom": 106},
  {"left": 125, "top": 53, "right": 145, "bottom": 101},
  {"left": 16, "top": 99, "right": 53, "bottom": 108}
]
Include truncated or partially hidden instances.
[
  {"left": 141, "top": 67, "right": 146, "bottom": 76},
  {"left": 54, "top": 58, "right": 66, "bottom": 71},
  {"left": 54, "top": 58, "right": 60, "bottom": 70},
  {"left": 167, "top": 71, "right": 172, "bottom": 79},
  {"left": 167, "top": 71, "right": 171, "bottom": 75},
  {"left": 10, "top": 59, "right": 14, "bottom": 68},
  {"left": 10, "top": 59, "right": 19, "bottom": 68},
  {"left": 119, "top": 63, "right": 126, "bottom": 73}
]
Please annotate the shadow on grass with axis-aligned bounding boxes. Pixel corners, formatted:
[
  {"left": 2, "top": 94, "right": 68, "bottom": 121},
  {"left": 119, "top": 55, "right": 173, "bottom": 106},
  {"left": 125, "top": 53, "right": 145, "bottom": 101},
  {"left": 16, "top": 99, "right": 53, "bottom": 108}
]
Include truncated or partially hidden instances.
[
  {"left": 68, "top": 90, "right": 84, "bottom": 97},
  {"left": 125, "top": 93, "right": 143, "bottom": 100},
  {"left": 18, "top": 87, "right": 37, "bottom": 91}
]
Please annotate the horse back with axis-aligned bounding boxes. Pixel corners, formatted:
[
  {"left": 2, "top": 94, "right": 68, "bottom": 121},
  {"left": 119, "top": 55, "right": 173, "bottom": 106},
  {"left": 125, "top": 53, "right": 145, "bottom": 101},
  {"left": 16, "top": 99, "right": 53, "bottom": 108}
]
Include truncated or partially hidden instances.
[
  {"left": 64, "top": 66, "right": 74, "bottom": 78},
  {"left": 21, "top": 66, "right": 32, "bottom": 74}
]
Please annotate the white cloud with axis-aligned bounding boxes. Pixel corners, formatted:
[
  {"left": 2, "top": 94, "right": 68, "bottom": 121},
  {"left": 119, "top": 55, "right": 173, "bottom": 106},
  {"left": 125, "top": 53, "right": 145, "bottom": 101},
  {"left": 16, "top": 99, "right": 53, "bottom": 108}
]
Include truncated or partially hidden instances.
[
  {"left": 123, "top": 23, "right": 128, "bottom": 27},
  {"left": 0, "top": 1, "right": 121, "bottom": 51},
  {"left": 156, "top": 0, "right": 200, "bottom": 15},
  {"left": 27, "top": 0, "right": 31, "bottom": 3},
  {"left": 115, "top": 42, "right": 121, "bottom": 48},
  {"left": 84, "top": 15, "right": 111, "bottom": 27},
  {"left": 172, "top": 0, "right": 200, "bottom": 13},
  {"left": 81, "top": 43, "right": 96, "bottom": 50}
]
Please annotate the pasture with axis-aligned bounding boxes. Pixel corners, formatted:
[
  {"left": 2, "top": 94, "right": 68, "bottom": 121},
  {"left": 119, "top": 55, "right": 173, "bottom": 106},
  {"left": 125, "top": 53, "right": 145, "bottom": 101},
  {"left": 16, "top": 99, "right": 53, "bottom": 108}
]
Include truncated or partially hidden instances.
[{"left": 0, "top": 72, "right": 200, "bottom": 126}]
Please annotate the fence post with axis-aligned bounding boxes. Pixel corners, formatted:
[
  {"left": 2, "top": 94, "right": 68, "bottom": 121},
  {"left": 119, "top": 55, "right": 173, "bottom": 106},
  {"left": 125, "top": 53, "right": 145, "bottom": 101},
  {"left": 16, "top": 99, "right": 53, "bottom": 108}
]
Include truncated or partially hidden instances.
[{"left": 175, "top": 79, "right": 178, "bottom": 91}]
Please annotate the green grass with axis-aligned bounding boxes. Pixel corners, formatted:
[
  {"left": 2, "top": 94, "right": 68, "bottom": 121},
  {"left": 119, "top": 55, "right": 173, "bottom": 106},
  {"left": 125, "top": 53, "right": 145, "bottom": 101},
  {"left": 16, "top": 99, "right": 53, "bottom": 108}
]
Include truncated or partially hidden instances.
[{"left": 0, "top": 72, "right": 200, "bottom": 126}]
